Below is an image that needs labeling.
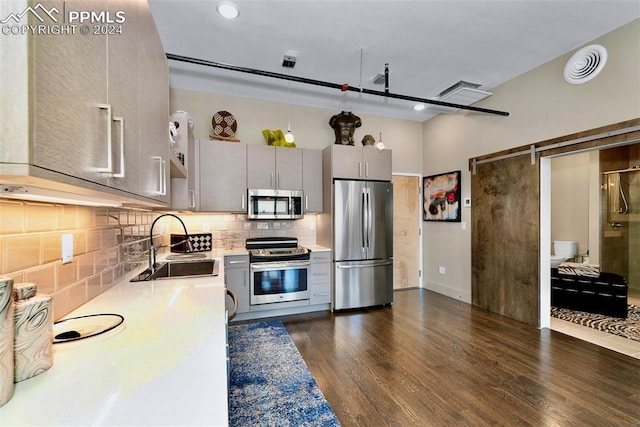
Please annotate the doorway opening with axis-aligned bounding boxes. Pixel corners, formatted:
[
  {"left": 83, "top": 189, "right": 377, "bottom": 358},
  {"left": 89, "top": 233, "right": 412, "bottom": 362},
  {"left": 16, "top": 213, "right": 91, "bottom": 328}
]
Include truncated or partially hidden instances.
[
  {"left": 541, "top": 142, "right": 640, "bottom": 357},
  {"left": 392, "top": 174, "right": 422, "bottom": 289}
]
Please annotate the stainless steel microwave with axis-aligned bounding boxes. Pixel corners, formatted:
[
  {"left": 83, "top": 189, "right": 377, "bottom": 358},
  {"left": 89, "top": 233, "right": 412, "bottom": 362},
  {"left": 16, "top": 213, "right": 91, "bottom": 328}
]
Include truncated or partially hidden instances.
[{"left": 247, "top": 189, "right": 303, "bottom": 219}]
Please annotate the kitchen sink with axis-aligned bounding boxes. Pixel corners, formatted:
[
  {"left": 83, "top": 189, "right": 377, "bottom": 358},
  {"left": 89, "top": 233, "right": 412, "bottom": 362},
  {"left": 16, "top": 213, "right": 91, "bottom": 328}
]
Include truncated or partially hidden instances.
[{"left": 130, "top": 259, "right": 219, "bottom": 282}]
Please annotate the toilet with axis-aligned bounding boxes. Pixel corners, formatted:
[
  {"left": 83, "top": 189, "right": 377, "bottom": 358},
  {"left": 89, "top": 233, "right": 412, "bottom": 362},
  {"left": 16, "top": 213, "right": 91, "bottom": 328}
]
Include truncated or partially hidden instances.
[{"left": 550, "top": 240, "right": 578, "bottom": 268}]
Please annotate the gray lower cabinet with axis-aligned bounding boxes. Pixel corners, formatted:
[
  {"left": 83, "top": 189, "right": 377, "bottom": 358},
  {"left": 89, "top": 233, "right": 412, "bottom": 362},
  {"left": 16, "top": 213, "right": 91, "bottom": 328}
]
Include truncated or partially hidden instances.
[
  {"left": 224, "top": 255, "right": 250, "bottom": 314},
  {"left": 197, "top": 141, "right": 247, "bottom": 212},
  {"left": 310, "top": 250, "right": 332, "bottom": 305}
]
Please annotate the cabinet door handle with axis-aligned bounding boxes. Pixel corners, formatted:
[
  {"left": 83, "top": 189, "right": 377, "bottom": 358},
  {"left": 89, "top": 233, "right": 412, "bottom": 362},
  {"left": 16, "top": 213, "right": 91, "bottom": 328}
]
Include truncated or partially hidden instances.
[
  {"left": 153, "top": 156, "right": 166, "bottom": 195},
  {"left": 112, "top": 116, "right": 125, "bottom": 178},
  {"left": 96, "top": 104, "right": 113, "bottom": 173},
  {"left": 188, "top": 190, "right": 196, "bottom": 208},
  {"left": 276, "top": 173, "right": 280, "bottom": 189},
  {"left": 365, "top": 162, "right": 369, "bottom": 177},
  {"left": 358, "top": 161, "right": 362, "bottom": 177},
  {"left": 305, "top": 195, "right": 308, "bottom": 210},
  {"left": 241, "top": 194, "right": 246, "bottom": 210},
  {"left": 270, "top": 172, "right": 275, "bottom": 189},
  {"left": 161, "top": 158, "right": 167, "bottom": 195}
]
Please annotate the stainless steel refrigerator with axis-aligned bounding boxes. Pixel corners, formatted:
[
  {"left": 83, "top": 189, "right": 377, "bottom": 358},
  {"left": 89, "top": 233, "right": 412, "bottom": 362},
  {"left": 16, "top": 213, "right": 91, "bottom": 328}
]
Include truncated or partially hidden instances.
[{"left": 333, "top": 179, "right": 393, "bottom": 310}]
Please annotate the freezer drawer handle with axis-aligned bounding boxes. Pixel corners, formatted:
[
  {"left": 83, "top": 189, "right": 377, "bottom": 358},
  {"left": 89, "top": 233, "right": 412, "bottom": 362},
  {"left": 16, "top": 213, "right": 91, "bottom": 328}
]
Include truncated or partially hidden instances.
[{"left": 337, "top": 261, "right": 393, "bottom": 269}]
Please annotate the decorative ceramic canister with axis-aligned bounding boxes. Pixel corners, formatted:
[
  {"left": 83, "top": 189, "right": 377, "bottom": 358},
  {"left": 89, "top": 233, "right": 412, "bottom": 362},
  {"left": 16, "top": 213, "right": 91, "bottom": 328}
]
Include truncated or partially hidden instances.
[
  {"left": 0, "top": 277, "right": 14, "bottom": 407},
  {"left": 13, "top": 283, "right": 53, "bottom": 382}
]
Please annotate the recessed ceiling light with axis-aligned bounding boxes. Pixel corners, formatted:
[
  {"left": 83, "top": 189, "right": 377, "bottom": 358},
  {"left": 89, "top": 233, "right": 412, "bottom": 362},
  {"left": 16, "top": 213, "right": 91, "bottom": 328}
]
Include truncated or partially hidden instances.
[
  {"left": 413, "top": 104, "right": 426, "bottom": 111},
  {"left": 217, "top": 1, "right": 239, "bottom": 19}
]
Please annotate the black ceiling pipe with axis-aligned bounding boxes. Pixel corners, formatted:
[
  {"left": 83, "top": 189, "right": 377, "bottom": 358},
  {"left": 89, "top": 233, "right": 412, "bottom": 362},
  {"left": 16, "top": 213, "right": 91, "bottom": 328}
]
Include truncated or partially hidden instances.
[
  {"left": 166, "top": 53, "right": 510, "bottom": 117},
  {"left": 384, "top": 63, "right": 389, "bottom": 95}
]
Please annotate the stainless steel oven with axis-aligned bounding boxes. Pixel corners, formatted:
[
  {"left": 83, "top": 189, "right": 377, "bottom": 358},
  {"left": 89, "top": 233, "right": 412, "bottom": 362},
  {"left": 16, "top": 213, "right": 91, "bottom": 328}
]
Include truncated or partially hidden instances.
[
  {"left": 246, "top": 237, "right": 310, "bottom": 305},
  {"left": 250, "top": 260, "right": 310, "bottom": 305}
]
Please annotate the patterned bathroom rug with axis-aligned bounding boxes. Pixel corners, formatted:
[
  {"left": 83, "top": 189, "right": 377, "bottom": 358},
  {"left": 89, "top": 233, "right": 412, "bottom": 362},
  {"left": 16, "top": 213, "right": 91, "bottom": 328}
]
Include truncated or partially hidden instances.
[
  {"left": 551, "top": 304, "right": 640, "bottom": 342},
  {"left": 228, "top": 320, "right": 341, "bottom": 427}
]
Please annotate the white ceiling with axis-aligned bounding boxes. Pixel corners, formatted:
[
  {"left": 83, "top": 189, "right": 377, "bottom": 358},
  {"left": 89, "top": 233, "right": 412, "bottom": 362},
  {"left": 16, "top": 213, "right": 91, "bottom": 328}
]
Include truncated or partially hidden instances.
[{"left": 148, "top": 0, "right": 640, "bottom": 122}]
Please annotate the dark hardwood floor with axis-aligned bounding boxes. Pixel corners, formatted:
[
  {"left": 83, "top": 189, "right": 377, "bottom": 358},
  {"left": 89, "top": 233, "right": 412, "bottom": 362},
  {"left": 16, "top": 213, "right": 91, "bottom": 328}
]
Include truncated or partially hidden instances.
[{"left": 281, "top": 289, "right": 640, "bottom": 426}]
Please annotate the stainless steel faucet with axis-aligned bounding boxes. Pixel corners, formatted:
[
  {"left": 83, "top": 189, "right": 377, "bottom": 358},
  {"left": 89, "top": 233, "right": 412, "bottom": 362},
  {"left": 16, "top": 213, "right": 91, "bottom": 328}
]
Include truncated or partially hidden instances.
[{"left": 149, "top": 213, "right": 193, "bottom": 273}]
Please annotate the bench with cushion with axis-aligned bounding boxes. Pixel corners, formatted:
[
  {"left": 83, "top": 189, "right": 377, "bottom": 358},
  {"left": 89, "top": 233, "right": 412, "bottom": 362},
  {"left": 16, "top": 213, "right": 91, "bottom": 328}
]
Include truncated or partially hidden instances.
[{"left": 551, "top": 268, "right": 628, "bottom": 318}]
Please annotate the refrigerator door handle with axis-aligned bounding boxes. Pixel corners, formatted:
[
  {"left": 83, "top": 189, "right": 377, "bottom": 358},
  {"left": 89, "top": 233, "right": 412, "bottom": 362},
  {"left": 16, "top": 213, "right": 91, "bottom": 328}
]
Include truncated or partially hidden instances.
[
  {"left": 361, "top": 189, "right": 367, "bottom": 255},
  {"left": 365, "top": 188, "right": 371, "bottom": 256}
]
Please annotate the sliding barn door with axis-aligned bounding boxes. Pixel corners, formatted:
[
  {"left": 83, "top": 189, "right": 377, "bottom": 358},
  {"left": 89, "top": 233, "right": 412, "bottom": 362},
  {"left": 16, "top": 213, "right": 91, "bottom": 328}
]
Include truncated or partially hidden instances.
[{"left": 471, "top": 155, "right": 540, "bottom": 326}]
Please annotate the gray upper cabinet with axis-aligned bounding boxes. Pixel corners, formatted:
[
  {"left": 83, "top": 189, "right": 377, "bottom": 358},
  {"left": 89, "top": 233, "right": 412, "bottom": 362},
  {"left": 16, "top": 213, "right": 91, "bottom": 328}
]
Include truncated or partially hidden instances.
[
  {"left": 0, "top": 0, "right": 169, "bottom": 206},
  {"left": 197, "top": 140, "right": 247, "bottom": 212},
  {"left": 247, "top": 145, "right": 303, "bottom": 190},
  {"left": 362, "top": 147, "right": 392, "bottom": 181},
  {"left": 29, "top": 0, "right": 110, "bottom": 188},
  {"left": 302, "top": 149, "right": 323, "bottom": 212},
  {"left": 105, "top": 0, "right": 139, "bottom": 194},
  {"left": 136, "top": 0, "right": 170, "bottom": 204},
  {"left": 325, "top": 144, "right": 392, "bottom": 181},
  {"left": 195, "top": 142, "right": 324, "bottom": 213}
]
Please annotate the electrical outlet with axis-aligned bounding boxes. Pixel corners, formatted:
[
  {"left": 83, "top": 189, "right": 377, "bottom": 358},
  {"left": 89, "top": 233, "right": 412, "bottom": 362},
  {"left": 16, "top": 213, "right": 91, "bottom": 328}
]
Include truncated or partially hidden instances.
[
  {"left": 438, "top": 266, "right": 446, "bottom": 275},
  {"left": 62, "top": 234, "right": 73, "bottom": 264}
]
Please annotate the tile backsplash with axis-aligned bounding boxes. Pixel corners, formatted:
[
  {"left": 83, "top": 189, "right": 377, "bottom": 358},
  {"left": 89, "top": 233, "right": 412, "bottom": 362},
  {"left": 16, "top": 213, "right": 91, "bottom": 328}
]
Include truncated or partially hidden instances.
[
  {"left": 0, "top": 199, "right": 317, "bottom": 320},
  {"left": 0, "top": 200, "right": 155, "bottom": 321},
  {"left": 167, "top": 212, "right": 318, "bottom": 250}
]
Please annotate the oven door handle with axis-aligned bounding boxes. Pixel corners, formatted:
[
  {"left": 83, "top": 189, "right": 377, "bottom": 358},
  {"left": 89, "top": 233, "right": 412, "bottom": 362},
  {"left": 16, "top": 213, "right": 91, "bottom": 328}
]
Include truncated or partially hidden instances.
[{"left": 250, "top": 261, "right": 311, "bottom": 271}]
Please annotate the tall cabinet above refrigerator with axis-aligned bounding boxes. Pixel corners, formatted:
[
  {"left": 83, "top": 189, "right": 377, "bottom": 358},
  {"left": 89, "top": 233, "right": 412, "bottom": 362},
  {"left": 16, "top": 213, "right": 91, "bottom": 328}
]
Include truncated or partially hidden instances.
[{"left": 318, "top": 144, "right": 393, "bottom": 311}]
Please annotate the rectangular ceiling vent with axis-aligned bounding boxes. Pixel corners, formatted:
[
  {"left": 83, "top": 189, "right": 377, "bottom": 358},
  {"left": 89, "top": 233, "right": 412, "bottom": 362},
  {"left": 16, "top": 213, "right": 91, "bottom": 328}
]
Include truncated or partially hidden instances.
[{"left": 427, "top": 80, "right": 492, "bottom": 113}]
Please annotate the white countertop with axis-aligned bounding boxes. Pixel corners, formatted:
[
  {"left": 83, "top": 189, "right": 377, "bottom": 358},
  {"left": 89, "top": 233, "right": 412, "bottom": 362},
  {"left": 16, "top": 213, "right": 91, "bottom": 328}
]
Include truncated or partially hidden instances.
[{"left": 0, "top": 256, "right": 229, "bottom": 427}]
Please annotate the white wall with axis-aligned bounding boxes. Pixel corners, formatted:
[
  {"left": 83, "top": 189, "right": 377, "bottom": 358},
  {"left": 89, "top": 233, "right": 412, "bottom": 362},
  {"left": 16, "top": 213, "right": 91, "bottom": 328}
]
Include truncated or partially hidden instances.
[
  {"left": 169, "top": 88, "right": 424, "bottom": 174},
  {"left": 422, "top": 19, "right": 640, "bottom": 302},
  {"left": 549, "top": 151, "right": 601, "bottom": 264},
  {"left": 551, "top": 153, "right": 590, "bottom": 256}
]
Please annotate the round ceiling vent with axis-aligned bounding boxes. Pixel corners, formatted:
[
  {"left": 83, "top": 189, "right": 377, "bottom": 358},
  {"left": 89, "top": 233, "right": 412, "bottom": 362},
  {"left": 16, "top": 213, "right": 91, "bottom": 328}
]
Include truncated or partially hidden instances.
[{"left": 563, "top": 44, "right": 608, "bottom": 85}]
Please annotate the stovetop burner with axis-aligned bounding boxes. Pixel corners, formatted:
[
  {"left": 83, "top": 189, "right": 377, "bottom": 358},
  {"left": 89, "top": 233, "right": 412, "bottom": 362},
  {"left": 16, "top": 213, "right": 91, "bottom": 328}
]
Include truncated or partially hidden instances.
[{"left": 246, "top": 237, "right": 309, "bottom": 261}]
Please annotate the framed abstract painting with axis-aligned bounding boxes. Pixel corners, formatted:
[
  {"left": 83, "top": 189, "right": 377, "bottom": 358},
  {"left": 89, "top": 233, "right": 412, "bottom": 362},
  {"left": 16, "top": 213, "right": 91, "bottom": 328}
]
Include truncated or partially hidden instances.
[{"left": 423, "top": 170, "right": 461, "bottom": 222}]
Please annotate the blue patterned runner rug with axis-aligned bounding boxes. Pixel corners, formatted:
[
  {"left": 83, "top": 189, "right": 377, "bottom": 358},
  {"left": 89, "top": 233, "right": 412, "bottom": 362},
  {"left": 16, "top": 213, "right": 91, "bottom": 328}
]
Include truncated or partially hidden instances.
[{"left": 228, "top": 320, "right": 341, "bottom": 426}]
